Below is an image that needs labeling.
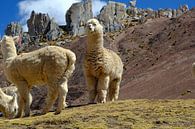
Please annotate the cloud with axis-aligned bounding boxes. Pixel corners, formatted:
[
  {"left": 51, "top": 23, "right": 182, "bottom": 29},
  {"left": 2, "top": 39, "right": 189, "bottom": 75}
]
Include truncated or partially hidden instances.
[
  {"left": 18, "top": 0, "right": 81, "bottom": 31},
  {"left": 92, "top": 0, "right": 107, "bottom": 16},
  {"left": 18, "top": 0, "right": 107, "bottom": 32}
]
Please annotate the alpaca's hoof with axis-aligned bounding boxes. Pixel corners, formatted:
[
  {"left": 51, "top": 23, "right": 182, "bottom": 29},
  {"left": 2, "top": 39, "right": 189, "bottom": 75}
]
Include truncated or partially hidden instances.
[
  {"left": 100, "top": 100, "right": 106, "bottom": 103},
  {"left": 40, "top": 112, "right": 47, "bottom": 115},
  {"left": 23, "top": 113, "right": 30, "bottom": 117},
  {"left": 97, "top": 97, "right": 106, "bottom": 103},
  {"left": 54, "top": 110, "right": 61, "bottom": 115},
  {"left": 14, "top": 115, "right": 21, "bottom": 118},
  {"left": 64, "top": 102, "right": 68, "bottom": 108}
]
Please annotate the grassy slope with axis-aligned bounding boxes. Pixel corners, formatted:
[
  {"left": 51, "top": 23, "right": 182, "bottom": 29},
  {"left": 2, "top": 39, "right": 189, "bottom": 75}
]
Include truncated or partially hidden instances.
[{"left": 0, "top": 99, "right": 194, "bottom": 129}]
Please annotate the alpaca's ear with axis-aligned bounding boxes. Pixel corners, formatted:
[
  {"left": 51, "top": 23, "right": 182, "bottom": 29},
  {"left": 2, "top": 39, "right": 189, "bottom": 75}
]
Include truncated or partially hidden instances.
[{"left": 13, "top": 36, "right": 19, "bottom": 44}]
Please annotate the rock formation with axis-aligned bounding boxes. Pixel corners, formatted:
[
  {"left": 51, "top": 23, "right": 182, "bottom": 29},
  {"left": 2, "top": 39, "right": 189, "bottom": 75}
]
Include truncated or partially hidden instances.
[
  {"left": 97, "top": 1, "right": 126, "bottom": 32},
  {"left": 65, "top": 0, "right": 93, "bottom": 36},
  {"left": 4, "top": 1, "right": 190, "bottom": 39},
  {"left": 4, "top": 22, "right": 23, "bottom": 36},
  {"left": 27, "top": 11, "right": 62, "bottom": 41},
  {"left": 127, "top": 0, "right": 138, "bottom": 19}
]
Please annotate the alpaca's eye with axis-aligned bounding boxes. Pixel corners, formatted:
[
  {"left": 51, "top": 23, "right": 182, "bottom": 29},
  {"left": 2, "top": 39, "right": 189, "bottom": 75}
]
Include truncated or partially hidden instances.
[{"left": 93, "top": 23, "right": 96, "bottom": 26}]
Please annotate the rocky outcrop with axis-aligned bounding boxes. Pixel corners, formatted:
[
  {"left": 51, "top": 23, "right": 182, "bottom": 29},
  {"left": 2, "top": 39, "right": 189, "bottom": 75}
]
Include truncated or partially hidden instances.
[
  {"left": 4, "top": 22, "right": 31, "bottom": 50},
  {"left": 65, "top": 0, "right": 93, "bottom": 36},
  {"left": 97, "top": 1, "right": 126, "bottom": 32},
  {"left": 27, "top": 11, "right": 62, "bottom": 41},
  {"left": 126, "top": 0, "right": 138, "bottom": 19},
  {"left": 126, "top": 1, "right": 189, "bottom": 23},
  {"left": 46, "top": 18, "right": 63, "bottom": 41},
  {"left": 65, "top": 0, "right": 189, "bottom": 35},
  {"left": 4, "top": 22, "right": 23, "bottom": 36}
]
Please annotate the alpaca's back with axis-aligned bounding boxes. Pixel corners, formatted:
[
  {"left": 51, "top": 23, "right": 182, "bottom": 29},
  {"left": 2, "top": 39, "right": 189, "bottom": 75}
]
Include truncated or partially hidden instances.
[{"left": 6, "top": 46, "right": 73, "bottom": 86}]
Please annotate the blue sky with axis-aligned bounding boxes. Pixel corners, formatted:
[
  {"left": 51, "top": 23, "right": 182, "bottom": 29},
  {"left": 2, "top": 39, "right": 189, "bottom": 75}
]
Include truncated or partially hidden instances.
[{"left": 0, "top": 0, "right": 194, "bottom": 37}]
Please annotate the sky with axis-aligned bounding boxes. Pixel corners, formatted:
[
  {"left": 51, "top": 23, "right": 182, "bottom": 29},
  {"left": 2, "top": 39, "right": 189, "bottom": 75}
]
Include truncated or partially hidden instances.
[{"left": 0, "top": 0, "right": 194, "bottom": 37}]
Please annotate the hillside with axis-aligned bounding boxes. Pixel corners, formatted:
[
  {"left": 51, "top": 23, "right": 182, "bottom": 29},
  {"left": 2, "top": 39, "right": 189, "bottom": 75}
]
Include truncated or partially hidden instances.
[
  {"left": 118, "top": 8, "right": 195, "bottom": 99},
  {"left": 66, "top": 8, "right": 195, "bottom": 104},
  {"left": 0, "top": 99, "right": 194, "bottom": 129},
  {"left": 0, "top": 8, "right": 195, "bottom": 109}
]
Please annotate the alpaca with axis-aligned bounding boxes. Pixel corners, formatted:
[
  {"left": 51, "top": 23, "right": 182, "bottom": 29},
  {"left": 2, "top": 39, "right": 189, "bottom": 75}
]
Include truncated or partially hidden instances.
[
  {"left": 2, "top": 85, "right": 18, "bottom": 96},
  {"left": 83, "top": 19, "right": 123, "bottom": 103},
  {"left": 0, "top": 86, "right": 32, "bottom": 118},
  {"left": 0, "top": 88, "right": 18, "bottom": 118},
  {"left": 0, "top": 35, "right": 76, "bottom": 118}
]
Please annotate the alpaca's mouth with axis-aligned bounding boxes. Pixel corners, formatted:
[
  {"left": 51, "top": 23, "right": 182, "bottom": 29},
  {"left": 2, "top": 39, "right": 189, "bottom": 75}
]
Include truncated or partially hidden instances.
[{"left": 88, "top": 27, "right": 95, "bottom": 32}]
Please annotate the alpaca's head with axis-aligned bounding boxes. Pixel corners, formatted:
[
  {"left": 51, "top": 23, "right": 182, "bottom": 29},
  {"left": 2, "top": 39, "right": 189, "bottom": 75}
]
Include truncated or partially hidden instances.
[
  {"left": 0, "top": 92, "right": 18, "bottom": 118},
  {"left": 0, "top": 35, "right": 18, "bottom": 59},
  {"left": 86, "top": 19, "right": 103, "bottom": 36},
  {"left": 6, "top": 93, "right": 18, "bottom": 118}
]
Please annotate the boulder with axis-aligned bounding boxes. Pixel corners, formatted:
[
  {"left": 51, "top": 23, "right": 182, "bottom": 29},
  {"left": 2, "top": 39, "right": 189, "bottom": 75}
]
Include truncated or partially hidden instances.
[
  {"left": 176, "top": 5, "right": 189, "bottom": 17},
  {"left": 97, "top": 1, "right": 126, "bottom": 32},
  {"left": 129, "top": 0, "right": 136, "bottom": 7},
  {"left": 46, "top": 18, "right": 63, "bottom": 41},
  {"left": 27, "top": 11, "right": 62, "bottom": 41},
  {"left": 4, "top": 22, "right": 23, "bottom": 36},
  {"left": 65, "top": 0, "right": 93, "bottom": 36},
  {"left": 27, "top": 11, "right": 50, "bottom": 37}
]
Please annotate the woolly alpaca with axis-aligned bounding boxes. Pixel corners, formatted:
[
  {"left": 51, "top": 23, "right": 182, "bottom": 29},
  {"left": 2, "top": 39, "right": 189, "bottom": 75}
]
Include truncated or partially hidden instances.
[
  {"left": 83, "top": 19, "right": 123, "bottom": 103},
  {"left": 0, "top": 88, "right": 18, "bottom": 118},
  {"left": 0, "top": 36, "right": 76, "bottom": 118},
  {"left": 0, "top": 86, "right": 32, "bottom": 118}
]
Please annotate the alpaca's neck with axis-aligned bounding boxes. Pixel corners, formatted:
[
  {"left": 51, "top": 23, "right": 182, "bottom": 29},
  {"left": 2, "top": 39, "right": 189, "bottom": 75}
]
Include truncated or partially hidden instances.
[{"left": 87, "top": 33, "right": 104, "bottom": 52}]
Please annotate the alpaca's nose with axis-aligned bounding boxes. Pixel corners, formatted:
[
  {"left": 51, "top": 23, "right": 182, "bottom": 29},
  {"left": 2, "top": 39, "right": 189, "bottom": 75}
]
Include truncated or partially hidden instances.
[{"left": 88, "top": 24, "right": 93, "bottom": 30}]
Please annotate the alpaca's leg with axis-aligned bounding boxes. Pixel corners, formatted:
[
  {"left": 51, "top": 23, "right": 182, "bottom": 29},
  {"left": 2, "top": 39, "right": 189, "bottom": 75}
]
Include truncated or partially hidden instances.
[
  {"left": 42, "top": 85, "right": 58, "bottom": 115},
  {"left": 109, "top": 78, "right": 121, "bottom": 101},
  {"left": 86, "top": 75, "right": 97, "bottom": 104},
  {"left": 55, "top": 78, "right": 68, "bottom": 115},
  {"left": 24, "top": 92, "right": 31, "bottom": 117},
  {"left": 15, "top": 81, "right": 29, "bottom": 118},
  {"left": 15, "top": 94, "right": 24, "bottom": 118},
  {"left": 97, "top": 75, "right": 110, "bottom": 103}
]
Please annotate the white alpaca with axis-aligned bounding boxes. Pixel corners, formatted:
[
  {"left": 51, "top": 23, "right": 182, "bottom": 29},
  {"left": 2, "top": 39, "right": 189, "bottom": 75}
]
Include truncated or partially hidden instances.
[
  {"left": 0, "top": 86, "right": 32, "bottom": 118},
  {"left": 0, "top": 35, "right": 76, "bottom": 118},
  {"left": 83, "top": 19, "right": 123, "bottom": 103},
  {"left": 0, "top": 88, "right": 18, "bottom": 118}
]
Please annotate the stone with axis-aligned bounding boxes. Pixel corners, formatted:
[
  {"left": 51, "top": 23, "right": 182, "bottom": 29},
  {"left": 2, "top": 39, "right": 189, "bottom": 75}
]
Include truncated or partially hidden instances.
[
  {"left": 65, "top": 0, "right": 93, "bottom": 36},
  {"left": 27, "top": 11, "right": 62, "bottom": 41},
  {"left": 129, "top": 0, "right": 136, "bottom": 7},
  {"left": 177, "top": 5, "right": 189, "bottom": 17},
  {"left": 172, "top": 9, "right": 177, "bottom": 18},
  {"left": 145, "top": 8, "right": 156, "bottom": 19},
  {"left": 4, "top": 22, "right": 23, "bottom": 36},
  {"left": 97, "top": 1, "right": 126, "bottom": 32},
  {"left": 27, "top": 11, "right": 50, "bottom": 37},
  {"left": 46, "top": 18, "right": 63, "bottom": 41}
]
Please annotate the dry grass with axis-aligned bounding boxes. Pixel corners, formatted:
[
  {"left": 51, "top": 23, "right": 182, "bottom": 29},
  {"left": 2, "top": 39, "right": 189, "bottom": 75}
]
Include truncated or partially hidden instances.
[{"left": 0, "top": 99, "right": 194, "bottom": 129}]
